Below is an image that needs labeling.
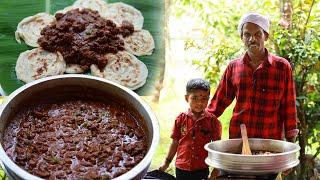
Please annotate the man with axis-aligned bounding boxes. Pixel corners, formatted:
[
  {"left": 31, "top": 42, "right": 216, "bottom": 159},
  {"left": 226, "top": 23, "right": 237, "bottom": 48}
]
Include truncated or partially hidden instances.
[
  {"left": 208, "top": 12, "right": 298, "bottom": 142},
  {"left": 208, "top": 13, "right": 298, "bottom": 179}
]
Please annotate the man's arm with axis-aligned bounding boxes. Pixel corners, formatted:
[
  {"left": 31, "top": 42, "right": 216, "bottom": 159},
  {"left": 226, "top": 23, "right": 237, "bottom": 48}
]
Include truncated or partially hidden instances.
[
  {"left": 211, "top": 116, "right": 222, "bottom": 141},
  {"left": 159, "top": 139, "right": 178, "bottom": 171},
  {"left": 280, "top": 63, "right": 299, "bottom": 142},
  {"left": 208, "top": 64, "right": 235, "bottom": 117}
]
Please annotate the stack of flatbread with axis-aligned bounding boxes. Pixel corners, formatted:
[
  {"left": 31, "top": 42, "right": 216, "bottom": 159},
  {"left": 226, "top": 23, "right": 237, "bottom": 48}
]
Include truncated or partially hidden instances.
[{"left": 14, "top": 0, "right": 155, "bottom": 90}]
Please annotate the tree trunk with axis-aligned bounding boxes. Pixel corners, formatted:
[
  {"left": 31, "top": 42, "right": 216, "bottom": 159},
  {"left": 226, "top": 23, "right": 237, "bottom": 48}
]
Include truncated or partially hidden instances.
[
  {"left": 295, "top": 71, "right": 308, "bottom": 179},
  {"left": 297, "top": 105, "right": 307, "bottom": 179},
  {"left": 151, "top": 0, "right": 168, "bottom": 102},
  {"left": 279, "top": 0, "right": 293, "bottom": 29}
]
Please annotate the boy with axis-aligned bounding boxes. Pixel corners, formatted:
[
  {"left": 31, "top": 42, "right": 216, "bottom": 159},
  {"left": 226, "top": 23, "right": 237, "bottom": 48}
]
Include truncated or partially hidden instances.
[{"left": 159, "top": 78, "right": 221, "bottom": 180}]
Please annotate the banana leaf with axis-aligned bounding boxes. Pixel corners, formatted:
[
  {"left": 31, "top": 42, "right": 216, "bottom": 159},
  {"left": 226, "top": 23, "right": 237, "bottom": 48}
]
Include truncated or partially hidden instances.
[{"left": 0, "top": 0, "right": 164, "bottom": 96}]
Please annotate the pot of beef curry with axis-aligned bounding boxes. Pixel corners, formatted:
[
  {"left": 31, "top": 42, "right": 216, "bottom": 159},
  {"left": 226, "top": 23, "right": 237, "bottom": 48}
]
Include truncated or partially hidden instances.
[
  {"left": 205, "top": 138, "right": 300, "bottom": 175},
  {"left": 0, "top": 74, "right": 159, "bottom": 180}
]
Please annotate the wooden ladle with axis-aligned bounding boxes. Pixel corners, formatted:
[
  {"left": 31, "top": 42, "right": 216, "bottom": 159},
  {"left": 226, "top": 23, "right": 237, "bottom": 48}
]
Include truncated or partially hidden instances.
[{"left": 240, "top": 124, "right": 252, "bottom": 155}]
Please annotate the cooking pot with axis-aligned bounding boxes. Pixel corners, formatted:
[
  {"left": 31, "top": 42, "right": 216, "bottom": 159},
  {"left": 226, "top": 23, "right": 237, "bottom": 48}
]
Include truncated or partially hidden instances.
[
  {"left": 0, "top": 74, "right": 159, "bottom": 180},
  {"left": 205, "top": 138, "right": 300, "bottom": 175}
]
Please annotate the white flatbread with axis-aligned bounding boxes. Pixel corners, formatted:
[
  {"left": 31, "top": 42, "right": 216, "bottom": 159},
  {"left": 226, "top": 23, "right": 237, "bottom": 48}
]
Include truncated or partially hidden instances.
[
  {"left": 90, "top": 51, "right": 148, "bottom": 90},
  {"left": 55, "top": 6, "right": 77, "bottom": 15},
  {"left": 72, "top": 0, "right": 108, "bottom": 15},
  {"left": 124, "top": 29, "right": 155, "bottom": 56},
  {"left": 65, "top": 64, "right": 85, "bottom": 74},
  {"left": 103, "top": 2, "right": 144, "bottom": 30},
  {"left": 15, "top": 48, "right": 66, "bottom": 83},
  {"left": 15, "top": 13, "right": 55, "bottom": 47}
]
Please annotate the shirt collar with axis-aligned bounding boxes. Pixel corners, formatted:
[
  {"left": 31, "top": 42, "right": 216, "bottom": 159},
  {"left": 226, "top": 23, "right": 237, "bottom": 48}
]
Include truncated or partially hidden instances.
[
  {"left": 242, "top": 48, "right": 273, "bottom": 67},
  {"left": 186, "top": 109, "right": 211, "bottom": 119}
]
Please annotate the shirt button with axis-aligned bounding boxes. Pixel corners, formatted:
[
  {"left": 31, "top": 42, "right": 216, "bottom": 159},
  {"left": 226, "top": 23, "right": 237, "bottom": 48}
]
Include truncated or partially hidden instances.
[{"left": 262, "top": 88, "right": 266, "bottom": 92}]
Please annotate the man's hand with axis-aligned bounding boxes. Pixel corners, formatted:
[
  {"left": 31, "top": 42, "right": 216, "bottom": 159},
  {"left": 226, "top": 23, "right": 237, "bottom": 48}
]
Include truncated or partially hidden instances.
[
  {"left": 158, "top": 162, "right": 169, "bottom": 172},
  {"left": 282, "top": 168, "right": 293, "bottom": 176},
  {"left": 286, "top": 136, "right": 296, "bottom": 143},
  {"left": 159, "top": 140, "right": 178, "bottom": 172},
  {"left": 209, "top": 168, "right": 220, "bottom": 180}
]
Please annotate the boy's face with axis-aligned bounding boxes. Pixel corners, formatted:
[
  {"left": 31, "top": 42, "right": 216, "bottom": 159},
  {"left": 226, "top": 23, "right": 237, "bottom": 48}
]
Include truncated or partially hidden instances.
[{"left": 185, "top": 90, "right": 210, "bottom": 114}]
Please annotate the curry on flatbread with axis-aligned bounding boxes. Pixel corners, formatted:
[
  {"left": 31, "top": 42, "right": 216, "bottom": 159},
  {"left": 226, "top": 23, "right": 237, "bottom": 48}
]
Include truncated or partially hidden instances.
[
  {"left": 38, "top": 8, "right": 133, "bottom": 72},
  {"left": 14, "top": 0, "right": 155, "bottom": 90}
]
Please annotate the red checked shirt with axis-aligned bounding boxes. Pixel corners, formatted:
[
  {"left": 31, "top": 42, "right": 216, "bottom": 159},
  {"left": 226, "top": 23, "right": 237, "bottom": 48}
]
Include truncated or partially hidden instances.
[
  {"left": 208, "top": 50, "right": 298, "bottom": 140},
  {"left": 171, "top": 109, "right": 221, "bottom": 171}
]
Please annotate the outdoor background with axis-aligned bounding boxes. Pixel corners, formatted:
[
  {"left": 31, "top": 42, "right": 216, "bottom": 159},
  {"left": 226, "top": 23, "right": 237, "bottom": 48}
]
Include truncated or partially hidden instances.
[
  {"left": 1, "top": 0, "right": 319, "bottom": 179},
  {"left": 145, "top": 0, "right": 319, "bottom": 180}
]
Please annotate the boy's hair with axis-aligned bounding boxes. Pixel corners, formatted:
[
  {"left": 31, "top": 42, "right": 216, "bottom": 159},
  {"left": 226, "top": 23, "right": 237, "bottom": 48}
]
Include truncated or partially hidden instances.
[{"left": 186, "top": 78, "right": 210, "bottom": 93}]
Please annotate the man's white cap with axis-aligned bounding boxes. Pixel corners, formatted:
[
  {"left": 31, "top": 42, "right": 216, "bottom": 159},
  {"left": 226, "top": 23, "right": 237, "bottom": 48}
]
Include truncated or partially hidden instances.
[{"left": 238, "top": 12, "right": 270, "bottom": 35}]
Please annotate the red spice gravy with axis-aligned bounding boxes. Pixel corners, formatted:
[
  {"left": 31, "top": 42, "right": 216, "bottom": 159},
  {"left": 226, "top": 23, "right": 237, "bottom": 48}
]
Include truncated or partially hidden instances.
[{"left": 2, "top": 100, "right": 147, "bottom": 179}]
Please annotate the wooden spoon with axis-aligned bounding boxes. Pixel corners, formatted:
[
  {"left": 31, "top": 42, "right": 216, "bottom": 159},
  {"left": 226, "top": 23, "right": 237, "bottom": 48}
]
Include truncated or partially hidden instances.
[{"left": 240, "top": 124, "right": 252, "bottom": 155}]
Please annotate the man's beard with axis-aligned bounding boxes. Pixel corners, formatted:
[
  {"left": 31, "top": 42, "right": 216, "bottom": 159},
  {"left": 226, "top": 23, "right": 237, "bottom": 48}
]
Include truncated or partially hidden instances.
[{"left": 246, "top": 43, "right": 263, "bottom": 53}]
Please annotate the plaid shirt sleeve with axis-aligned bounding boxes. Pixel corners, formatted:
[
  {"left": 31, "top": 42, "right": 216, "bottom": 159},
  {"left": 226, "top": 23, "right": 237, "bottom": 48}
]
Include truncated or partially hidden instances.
[
  {"left": 211, "top": 115, "right": 222, "bottom": 140},
  {"left": 170, "top": 113, "right": 183, "bottom": 140},
  {"left": 280, "top": 63, "right": 299, "bottom": 139},
  {"left": 208, "top": 64, "right": 236, "bottom": 117}
]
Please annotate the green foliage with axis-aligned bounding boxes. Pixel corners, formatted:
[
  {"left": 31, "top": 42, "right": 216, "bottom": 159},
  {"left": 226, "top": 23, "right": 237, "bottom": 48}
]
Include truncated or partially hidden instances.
[
  {"left": 192, "top": 43, "right": 239, "bottom": 85},
  {"left": 272, "top": 2, "right": 320, "bottom": 165},
  {"left": 172, "top": 0, "right": 282, "bottom": 86},
  {"left": 0, "top": 166, "right": 8, "bottom": 180}
]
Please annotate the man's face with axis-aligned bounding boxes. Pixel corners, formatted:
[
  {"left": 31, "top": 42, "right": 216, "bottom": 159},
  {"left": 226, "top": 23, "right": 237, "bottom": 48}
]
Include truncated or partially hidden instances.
[
  {"left": 185, "top": 90, "right": 210, "bottom": 114},
  {"left": 241, "top": 22, "right": 268, "bottom": 54}
]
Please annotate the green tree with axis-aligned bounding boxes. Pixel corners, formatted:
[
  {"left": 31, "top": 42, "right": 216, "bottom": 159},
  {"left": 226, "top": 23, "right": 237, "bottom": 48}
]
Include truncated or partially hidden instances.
[
  {"left": 272, "top": 0, "right": 320, "bottom": 178},
  {"left": 173, "top": 0, "right": 320, "bottom": 178},
  {"left": 174, "top": 0, "right": 280, "bottom": 86}
]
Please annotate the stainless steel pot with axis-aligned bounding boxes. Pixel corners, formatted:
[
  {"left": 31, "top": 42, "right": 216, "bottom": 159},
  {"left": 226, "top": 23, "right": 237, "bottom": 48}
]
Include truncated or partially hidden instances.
[
  {"left": 0, "top": 74, "right": 159, "bottom": 180},
  {"left": 205, "top": 138, "right": 300, "bottom": 175}
]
